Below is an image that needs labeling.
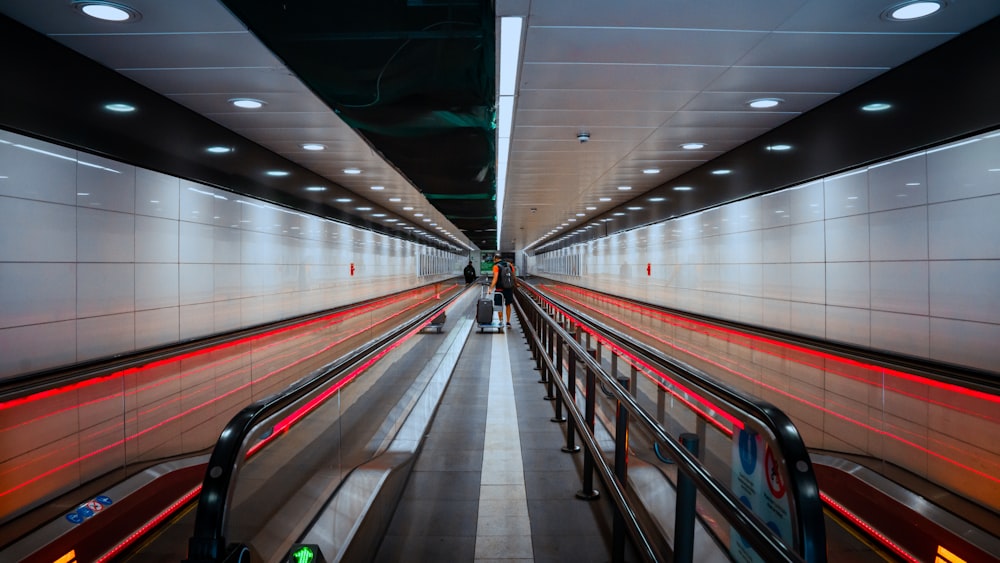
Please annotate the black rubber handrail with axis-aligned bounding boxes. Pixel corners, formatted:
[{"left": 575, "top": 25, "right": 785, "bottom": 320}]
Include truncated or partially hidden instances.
[
  {"left": 184, "top": 294, "right": 458, "bottom": 562},
  {"left": 517, "top": 285, "right": 822, "bottom": 562}
]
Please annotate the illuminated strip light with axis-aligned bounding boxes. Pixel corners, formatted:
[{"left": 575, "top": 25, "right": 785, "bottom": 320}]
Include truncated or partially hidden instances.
[
  {"left": 0, "top": 286, "right": 452, "bottom": 500},
  {"left": 820, "top": 492, "right": 920, "bottom": 563},
  {"left": 54, "top": 550, "right": 77, "bottom": 563},
  {"left": 95, "top": 485, "right": 202, "bottom": 563},
  {"left": 549, "top": 283, "right": 1000, "bottom": 486},
  {"left": 936, "top": 545, "right": 967, "bottom": 563},
  {"left": 496, "top": 16, "right": 524, "bottom": 248}
]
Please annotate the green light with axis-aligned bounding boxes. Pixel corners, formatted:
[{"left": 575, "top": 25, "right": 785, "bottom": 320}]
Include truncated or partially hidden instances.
[{"left": 291, "top": 545, "right": 316, "bottom": 563}]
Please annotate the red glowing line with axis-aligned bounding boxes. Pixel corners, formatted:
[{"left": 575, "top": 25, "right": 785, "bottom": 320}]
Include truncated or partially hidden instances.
[
  {"left": 94, "top": 485, "right": 202, "bottom": 563},
  {"left": 820, "top": 491, "right": 920, "bottom": 563},
  {"left": 0, "top": 288, "right": 450, "bottom": 499},
  {"left": 540, "top": 283, "right": 1000, "bottom": 486},
  {"left": 522, "top": 284, "right": 741, "bottom": 432}
]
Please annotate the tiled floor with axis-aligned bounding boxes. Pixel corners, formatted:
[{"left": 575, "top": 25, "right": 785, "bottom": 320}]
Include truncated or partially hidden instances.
[{"left": 374, "top": 312, "right": 629, "bottom": 562}]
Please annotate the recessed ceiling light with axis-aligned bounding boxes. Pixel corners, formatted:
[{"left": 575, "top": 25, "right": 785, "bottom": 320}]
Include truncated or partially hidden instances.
[
  {"left": 206, "top": 146, "right": 232, "bottom": 154},
  {"left": 370, "top": 185, "right": 384, "bottom": 190},
  {"left": 266, "top": 170, "right": 289, "bottom": 177},
  {"left": 884, "top": 1, "right": 943, "bottom": 21},
  {"left": 599, "top": 197, "right": 612, "bottom": 202},
  {"left": 568, "top": 218, "right": 577, "bottom": 222},
  {"left": 372, "top": 213, "right": 386, "bottom": 217},
  {"left": 301, "top": 143, "right": 326, "bottom": 151},
  {"left": 73, "top": 1, "right": 141, "bottom": 22},
  {"left": 617, "top": 186, "right": 632, "bottom": 191},
  {"left": 648, "top": 197, "right": 665, "bottom": 202},
  {"left": 767, "top": 144, "right": 793, "bottom": 151},
  {"left": 681, "top": 143, "right": 705, "bottom": 150},
  {"left": 389, "top": 197, "right": 401, "bottom": 202},
  {"left": 356, "top": 207, "right": 372, "bottom": 211},
  {"left": 104, "top": 102, "right": 135, "bottom": 113},
  {"left": 862, "top": 102, "right": 893, "bottom": 112},
  {"left": 575, "top": 213, "right": 586, "bottom": 217},
  {"left": 343, "top": 168, "right": 362, "bottom": 175},
  {"left": 586, "top": 206, "right": 597, "bottom": 210},
  {"left": 385, "top": 218, "right": 398, "bottom": 222},
  {"left": 229, "top": 98, "right": 265, "bottom": 109},
  {"left": 627, "top": 206, "right": 643, "bottom": 211},
  {"left": 712, "top": 169, "right": 732, "bottom": 175},
  {"left": 305, "top": 186, "right": 326, "bottom": 192},
  {"left": 748, "top": 98, "right": 782, "bottom": 109},
  {"left": 403, "top": 206, "right": 414, "bottom": 211},
  {"left": 642, "top": 168, "right": 660, "bottom": 174},
  {"left": 414, "top": 213, "right": 424, "bottom": 217},
  {"left": 673, "top": 186, "right": 693, "bottom": 191},
  {"left": 335, "top": 198, "right": 352, "bottom": 203}
]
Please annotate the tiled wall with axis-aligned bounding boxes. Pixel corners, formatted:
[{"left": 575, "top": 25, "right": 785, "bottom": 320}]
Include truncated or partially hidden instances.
[
  {"left": 533, "top": 129, "right": 1000, "bottom": 374},
  {"left": 0, "top": 129, "right": 462, "bottom": 380}
]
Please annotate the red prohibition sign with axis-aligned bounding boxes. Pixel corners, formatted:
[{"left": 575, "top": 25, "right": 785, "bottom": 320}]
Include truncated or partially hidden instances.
[
  {"left": 87, "top": 500, "right": 104, "bottom": 512},
  {"left": 764, "top": 446, "right": 786, "bottom": 499}
]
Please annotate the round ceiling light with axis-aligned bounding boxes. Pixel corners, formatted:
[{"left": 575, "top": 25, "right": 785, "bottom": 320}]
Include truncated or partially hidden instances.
[
  {"left": 883, "top": 1, "right": 944, "bottom": 21},
  {"left": 229, "top": 98, "right": 265, "bottom": 109},
  {"left": 73, "top": 1, "right": 141, "bottom": 22},
  {"left": 747, "top": 98, "right": 783, "bottom": 109}
]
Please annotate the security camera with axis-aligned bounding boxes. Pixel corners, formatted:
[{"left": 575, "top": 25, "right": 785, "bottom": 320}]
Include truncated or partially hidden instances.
[{"left": 577, "top": 131, "right": 590, "bottom": 143}]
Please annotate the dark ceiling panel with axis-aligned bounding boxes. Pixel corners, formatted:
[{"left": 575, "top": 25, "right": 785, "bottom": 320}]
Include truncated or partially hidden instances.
[{"left": 218, "top": 0, "right": 497, "bottom": 242}]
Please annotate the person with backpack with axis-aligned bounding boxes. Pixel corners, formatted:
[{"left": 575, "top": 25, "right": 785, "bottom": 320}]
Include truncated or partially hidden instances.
[
  {"left": 488, "top": 253, "right": 516, "bottom": 328},
  {"left": 463, "top": 260, "right": 477, "bottom": 284}
]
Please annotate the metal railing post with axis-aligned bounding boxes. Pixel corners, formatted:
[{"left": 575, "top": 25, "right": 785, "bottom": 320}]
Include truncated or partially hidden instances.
[
  {"left": 674, "top": 433, "right": 700, "bottom": 563},
  {"left": 562, "top": 347, "right": 580, "bottom": 453},
  {"left": 613, "top": 374, "right": 631, "bottom": 563},
  {"left": 576, "top": 362, "right": 599, "bottom": 500}
]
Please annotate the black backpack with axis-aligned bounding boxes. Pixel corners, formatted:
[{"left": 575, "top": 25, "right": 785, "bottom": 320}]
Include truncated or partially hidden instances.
[{"left": 496, "top": 261, "right": 514, "bottom": 289}]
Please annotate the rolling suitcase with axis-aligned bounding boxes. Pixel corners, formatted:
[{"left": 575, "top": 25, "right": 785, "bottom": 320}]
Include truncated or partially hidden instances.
[{"left": 477, "top": 284, "right": 494, "bottom": 325}]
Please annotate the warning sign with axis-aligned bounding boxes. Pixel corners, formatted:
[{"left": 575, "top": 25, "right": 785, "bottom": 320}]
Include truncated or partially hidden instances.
[{"left": 730, "top": 429, "right": 793, "bottom": 562}]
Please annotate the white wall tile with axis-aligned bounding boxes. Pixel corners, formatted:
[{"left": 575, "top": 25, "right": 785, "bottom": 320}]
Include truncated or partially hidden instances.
[
  {"left": 179, "top": 264, "right": 214, "bottom": 306},
  {"left": 0, "top": 198, "right": 76, "bottom": 262},
  {"left": 870, "top": 207, "right": 927, "bottom": 261},
  {"left": 739, "top": 263, "right": 763, "bottom": 298},
  {"left": 179, "top": 180, "right": 220, "bottom": 225},
  {"left": 927, "top": 133, "right": 1000, "bottom": 203},
  {"left": 762, "top": 263, "right": 791, "bottom": 301},
  {"left": 77, "top": 312, "right": 135, "bottom": 362},
  {"left": 789, "top": 221, "right": 825, "bottom": 263},
  {"left": 826, "top": 262, "right": 869, "bottom": 308},
  {"left": 135, "top": 308, "right": 179, "bottom": 350},
  {"left": 762, "top": 226, "right": 790, "bottom": 263},
  {"left": 0, "top": 131, "right": 77, "bottom": 205},
  {"left": 135, "top": 215, "right": 178, "bottom": 263},
  {"left": 0, "top": 263, "right": 76, "bottom": 329},
  {"left": 179, "top": 221, "right": 215, "bottom": 263},
  {"left": 76, "top": 156, "right": 135, "bottom": 214},
  {"left": 826, "top": 306, "right": 870, "bottom": 347},
  {"left": 871, "top": 311, "right": 929, "bottom": 359},
  {"left": 135, "top": 263, "right": 179, "bottom": 311},
  {"left": 78, "top": 208, "right": 135, "bottom": 263},
  {"left": 135, "top": 168, "right": 179, "bottom": 220},
  {"left": 761, "top": 298, "right": 791, "bottom": 331},
  {"left": 761, "top": 190, "right": 791, "bottom": 229},
  {"left": 790, "top": 302, "right": 825, "bottom": 339},
  {"left": 868, "top": 152, "right": 927, "bottom": 212},
  {"left": 214, "top": 299, "right": 243, "bottom": 333},
  {"left": 929, "top": 317, "right": 1000, "bottom": 373},
  {"left": 179, "top": 303, "right": 216, "bottom": 340},
  {"left": 215, "top": 264, "right": 242, "bottom": 301},
  {"left": 930, "top": 261, "right": 1000, "bottom": 324},
  {"left": 871, "top": 261, "right": 929, "bottom": 315},
  {"left": 0, "top": 321, "right": 77, "bottom": 377},
  {"left": 739, "top": 295, "right": 764, "bottom": 326},
  {"left": 78, "top": 263, "right": 135, "bottom": 318},
  {"left": 789, "top": 180, "right": 824, "bottom": 225},
  {"left": 824, "top": 169, "right": 869, "bottom": 219},
  {"left": 929, "top": 195, "right": 1000, "bottom": 260},
  {"left": 825, "top": 215, "right": 869, "bottom": 262},
  {"left": 790, "top": 263, "right": 825, "bottom": 304}
]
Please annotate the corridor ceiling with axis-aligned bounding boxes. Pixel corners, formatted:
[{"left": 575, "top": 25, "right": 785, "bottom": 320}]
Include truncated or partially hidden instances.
[{"left": 2, "top": 1, "right": 999, "bottom": 253}]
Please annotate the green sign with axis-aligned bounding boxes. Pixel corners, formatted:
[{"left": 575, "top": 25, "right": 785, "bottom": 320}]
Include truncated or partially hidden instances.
[{"left": 288, "top": 544, "right": 319, "bottom": 563}]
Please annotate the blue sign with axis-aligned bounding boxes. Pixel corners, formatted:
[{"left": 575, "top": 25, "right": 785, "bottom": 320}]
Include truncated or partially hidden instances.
[{"left": 64, "top": 495, "right": 113, "bottom": 525}]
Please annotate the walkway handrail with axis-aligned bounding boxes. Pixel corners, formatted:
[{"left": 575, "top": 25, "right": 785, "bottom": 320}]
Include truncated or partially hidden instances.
[
  {"left": 184, "top": 296, "right": 456, "bottom": 562},
  {"left": 514, "top": 286, "right": 823, "bottom": 562},
  {"left": 527, "top": 283, "right": 826, "bottom": 560}
]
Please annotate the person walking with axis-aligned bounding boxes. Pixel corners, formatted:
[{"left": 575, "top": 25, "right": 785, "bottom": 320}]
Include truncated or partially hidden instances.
[
  {"left": 488, "top": 253, "right": 516, "bottom": 327},
  {"left": 463, "top": 260, "right": 477, "bottom": 284}
]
